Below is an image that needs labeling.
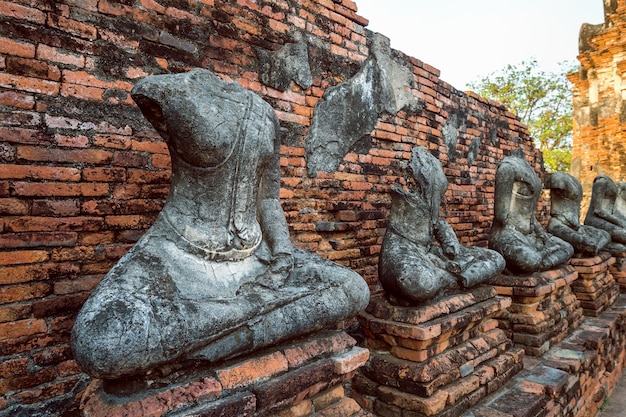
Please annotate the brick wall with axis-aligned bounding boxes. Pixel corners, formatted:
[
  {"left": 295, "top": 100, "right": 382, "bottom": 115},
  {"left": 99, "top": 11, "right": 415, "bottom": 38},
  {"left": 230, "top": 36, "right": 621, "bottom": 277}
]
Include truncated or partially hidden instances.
[
  {"left": 569, "top": 0, "right": 626, "bottom": 213},
  {"left": 0, "top": 0, "right": 544, "bottom": 415}
]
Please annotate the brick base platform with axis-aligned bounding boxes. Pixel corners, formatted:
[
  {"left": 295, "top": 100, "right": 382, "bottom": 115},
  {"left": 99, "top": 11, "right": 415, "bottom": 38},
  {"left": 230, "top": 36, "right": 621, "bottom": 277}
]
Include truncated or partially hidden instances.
[
  {"left": 609, "top": 252, "right": 626, "bottom": 293},
  {"left": 569, "top": 252, "right": 620, "bottom": 316},
  {"left": 489, "top": 265, "right": 584, "bottom": 356},
  {"left": 468, "top": 295, "right": 626, "bottom": 417},
  {"left": 78, "top": 330, "right": 372, "bottom": 417},
  {"left": 354, "top": 286, "right": 523, "bottom": 417}
]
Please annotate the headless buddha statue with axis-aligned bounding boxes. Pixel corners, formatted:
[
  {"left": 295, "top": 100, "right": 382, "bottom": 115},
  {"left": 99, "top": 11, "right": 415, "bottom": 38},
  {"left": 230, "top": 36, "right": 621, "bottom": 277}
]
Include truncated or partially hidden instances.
[
  {"left": 489, "top": 153, "right": 573, "bottom": 273},
  {"left": 378, "top": 146, "right": 505, "bottom": 305},
  {"left": 71, "top": 69, "right": 369, "bottom": 380},
  {"left": 584, "top": 175, "right": 626, "bottom": 255},
  {"left": 547, "top": 172, "right": 610, "bottom": 256}
]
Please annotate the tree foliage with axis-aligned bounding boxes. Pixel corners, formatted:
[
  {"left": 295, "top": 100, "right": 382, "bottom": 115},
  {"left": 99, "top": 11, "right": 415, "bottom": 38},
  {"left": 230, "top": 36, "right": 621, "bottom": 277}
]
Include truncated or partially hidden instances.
[{"left": 467, "top": 58, "right": 574, "bottom": 172}]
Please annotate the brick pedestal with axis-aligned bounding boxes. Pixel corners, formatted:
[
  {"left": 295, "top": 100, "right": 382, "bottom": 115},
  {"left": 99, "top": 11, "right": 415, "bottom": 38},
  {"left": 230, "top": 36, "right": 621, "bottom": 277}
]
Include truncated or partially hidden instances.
[
  {"left": 78, "top": 331, "right": 371, "bottom": 417},
  {"left": 609, "top": 252, "right": 626, "bottom": 293},
  {"left": 569, "top": 252, "right": 620, "bottom": 316},
  {"left": 469, "top": 295, "right": 626, "bottom": 417},
  {"left": 489, "top": 265, "right": 584, "bottom": 356},
  {"left": 354, "top": 286, "right": 523, "bottom": 417}
]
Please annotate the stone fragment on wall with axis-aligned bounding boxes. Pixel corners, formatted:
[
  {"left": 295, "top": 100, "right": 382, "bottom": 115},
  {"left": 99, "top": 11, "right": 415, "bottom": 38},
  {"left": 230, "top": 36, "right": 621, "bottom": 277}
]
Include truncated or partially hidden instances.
[{"left": 305, "top": 33, "right": 421, "bottom": 176}]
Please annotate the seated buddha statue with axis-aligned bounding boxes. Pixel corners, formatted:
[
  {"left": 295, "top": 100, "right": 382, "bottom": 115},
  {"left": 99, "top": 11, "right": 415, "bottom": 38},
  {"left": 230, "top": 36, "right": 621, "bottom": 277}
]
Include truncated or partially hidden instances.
[
  {"left": 547, "top": 172, "right": 610, "bottom": 256},
  {"left": 71, "top": 69, "right": 370, "bottom": 380},
  {"left": 489, "top": 153, "right": 573, "bottom": 273},
  {"left": 584, "top": 175, "right": 626, "bottom": 255},
  {"left": 378, "top": 146, "right": 505, "bottom": 305}
]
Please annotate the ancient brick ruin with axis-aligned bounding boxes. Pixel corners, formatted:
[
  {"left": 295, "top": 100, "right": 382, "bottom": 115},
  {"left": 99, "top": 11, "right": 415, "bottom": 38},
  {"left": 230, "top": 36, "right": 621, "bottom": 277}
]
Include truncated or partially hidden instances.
[
  {"left": 1, "top": 1, "right": 625, "bottom": 417},
  {"left": 570, "top": 0, "right": 626, "bottom": 212}
]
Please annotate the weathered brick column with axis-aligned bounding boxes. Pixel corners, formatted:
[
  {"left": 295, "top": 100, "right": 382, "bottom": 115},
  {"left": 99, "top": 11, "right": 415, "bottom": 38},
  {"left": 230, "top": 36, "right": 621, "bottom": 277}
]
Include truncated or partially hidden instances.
[
  {"left": 609, "top": 252, "right": 626, "bottom": 292},
  {"left": 569, "top": 252, "right": 620, "bottom": 316},
  {"left": 354, "top": 287, "right": 523, "bottom": 417},
  {"left": 489, "top": 265, "right": 583, "bottom": 356}
]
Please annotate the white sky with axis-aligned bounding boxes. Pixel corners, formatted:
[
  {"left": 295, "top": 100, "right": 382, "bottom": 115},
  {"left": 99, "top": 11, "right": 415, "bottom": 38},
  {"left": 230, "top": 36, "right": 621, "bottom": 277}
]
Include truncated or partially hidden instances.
[{"left": 355, "top": 0, "right": 605, "bottom": 89}]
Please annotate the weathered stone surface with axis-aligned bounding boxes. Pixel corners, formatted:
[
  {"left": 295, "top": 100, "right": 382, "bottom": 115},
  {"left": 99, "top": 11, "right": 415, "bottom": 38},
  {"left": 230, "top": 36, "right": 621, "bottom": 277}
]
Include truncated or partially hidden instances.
[
  {"left": 379, "top": 147, "right": 504, "bottom": 305},
  {"left": 548, "top": 172, "right": 610, "bottom": 255},
  {"left": 305, "top": 33, "right": 420, "bottom": 176},
  {"left": 71, "top": 69, "right": 369, "bottom": 380},
  {"left": 489, "top": 152, "right": 573, "bottom": 273},
  {"left": 257, "top": 40, "right": 313, "bottom": 91}
]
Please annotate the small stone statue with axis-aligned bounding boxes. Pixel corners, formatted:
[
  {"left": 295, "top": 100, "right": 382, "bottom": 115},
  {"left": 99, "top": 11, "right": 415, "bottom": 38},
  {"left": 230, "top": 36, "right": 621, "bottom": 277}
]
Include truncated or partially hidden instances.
[
  {"left": 378, "top": 147, "right": 505, "bottom": 305},
  {"left": 584, "top": 175, "right": 626, "bottom": 255},
  {"left": 71, "top": 69, "right": 369, "bottom": 380},
  {"left": 547, "top": 172, "right": 610, "bottom": 256},
  {"left": 489, "top": 153, "right": 573, "bottom": 273}
]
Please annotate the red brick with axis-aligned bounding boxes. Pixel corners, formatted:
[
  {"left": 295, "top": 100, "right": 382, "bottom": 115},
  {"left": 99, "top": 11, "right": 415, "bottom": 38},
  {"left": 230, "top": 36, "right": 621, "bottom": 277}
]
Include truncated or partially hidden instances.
[
  {"left": 6, "top": 57, "right": 61, "bottom": 82},
  {"left": 51, "top": 246, "right": 95, "bottom": 262},
  {"left": 93, "top": 133, "right": 131, "bottom": 149},
  {"left": 54, "top": 134, "right": 89, "bottom": 148},
  {"left": 0, "top": 198, "right": 29, "bottom": 215},
  {"left": 82, "top": 167, "right": 127, "bottom": 182},
  {"left": 0, "top": 127, "right": 51, "bottom": 145},
  {"left": 0, "top": 250, "right": 49, "bottom": 265},
  {"left": 216, "top": 351, "right": 289, "bottom": 390},
  {"left": 0, "top": 164, "right": 80, "bottom": 181},
  {"left": 32, "top": 293, "right": 89, "bottom": 318},
  {"left": 60, "top": 83, "right": 105, "bottom": 101},
  {"left": 0, "top": 1, "right": 46, "bottom": 23},
  {"left": 104, "top": 214, "right": 157, "bottom": 229},
  {"left": 0, "top": 318, "right": 47, "bottom": 341},
  {"left": 54, "top": 275, "right": 101, "bottom": 295},
  {"left": 0, "top": 73, "right": 59, "bottom": 95},
  {"left": 151, "top": 153, "right": 171, "bottom": 169},
  {"left": 126, "top": 169, "right": 171, "bottom": 184},
  {"left": 0, "top": 368, "right": 56, "bottom": 396},
  {"left": 0, "top": 304, "right": 31, "bottom": 324},
  {"left": 0, "top": 37, "right": 36, "bottom": 58},
  {"left": 0, "top": 110, "right": 40, "bottom": 127},
  {"left": 0, "top": 263, "right": 78, "bottom": 285},
  {"left": 62, "top": 70, "right": 132, "bottom": 91},
  {"left": 79, "top": 231, "right": 116, "bottom": 245},
  {"left": 0, "top": 357, "right": 29, "bottom": 379},
  {"left": 131, "top": 139, "right": 169, "bottom": 154},
  {"left": 0, "top": 231, "right": 78, "bottom": 248},
  {"left": 17, "top": 146, "right": 113, "bottom": 164},
  {"left": 31, "top": 346, "right": 72, "bottom": 367},
  {"left": 31, "top": 199, "right": 81, "bottom": 216},
  {"left": 47, "top": 15, "right": 97, "bottom": 40},
  {"left": 12, "top": 182, "right": 109, "bottom": 197},
  {"left": 36, "top": 44, "right": 85, "bottom": 67},
  {"left": 5, "top": 216, "right": 105, "bottom": 232},
  {"left": 112, "top": 151, "right": 150, "bottom": 167},
  {"left": 0, "top": 91, "right": 35, "bottom": 110},
  {"left": 0, "top": 282, "right": 52, "bottom": 304}
]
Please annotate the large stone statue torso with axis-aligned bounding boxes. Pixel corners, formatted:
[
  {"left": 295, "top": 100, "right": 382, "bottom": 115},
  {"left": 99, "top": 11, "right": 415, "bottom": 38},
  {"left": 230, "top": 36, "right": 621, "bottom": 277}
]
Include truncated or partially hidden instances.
[{"left": 71, "top": 69, "right": 369, "bottom": 381}]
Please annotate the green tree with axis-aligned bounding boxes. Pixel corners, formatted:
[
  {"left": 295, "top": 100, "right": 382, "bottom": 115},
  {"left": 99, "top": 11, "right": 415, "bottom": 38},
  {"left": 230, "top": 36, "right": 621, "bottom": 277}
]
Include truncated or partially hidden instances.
[{"left": 467, "top": 58, "right": 574, "bottom": 172}]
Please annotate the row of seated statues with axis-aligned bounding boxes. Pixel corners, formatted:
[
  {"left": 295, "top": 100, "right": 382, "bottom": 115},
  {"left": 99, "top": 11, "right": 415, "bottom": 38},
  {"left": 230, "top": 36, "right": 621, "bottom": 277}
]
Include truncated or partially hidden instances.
[{"left": 71, "top": 69, "right": 626, "bottom": 383}]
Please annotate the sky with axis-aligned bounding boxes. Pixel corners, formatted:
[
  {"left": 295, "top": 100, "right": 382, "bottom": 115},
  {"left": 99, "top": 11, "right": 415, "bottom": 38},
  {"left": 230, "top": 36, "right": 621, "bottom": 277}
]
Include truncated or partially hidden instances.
[{"left": 355, "top": 0, "right": 605, "bottom": 89}]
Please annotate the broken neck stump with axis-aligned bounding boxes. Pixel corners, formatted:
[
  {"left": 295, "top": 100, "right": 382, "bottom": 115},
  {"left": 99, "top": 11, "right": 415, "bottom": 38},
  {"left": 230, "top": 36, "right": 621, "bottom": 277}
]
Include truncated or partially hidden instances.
[{"left": 354, "top": 287, "right": 523, "bottom": 416}]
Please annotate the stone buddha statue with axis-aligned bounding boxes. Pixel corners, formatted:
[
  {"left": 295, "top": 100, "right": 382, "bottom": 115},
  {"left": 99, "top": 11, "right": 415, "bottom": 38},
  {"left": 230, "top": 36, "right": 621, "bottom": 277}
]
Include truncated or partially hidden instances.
[
  {"left": 547, "top": 172, "right": 610, "bottom": 256},
  {"left": 489, "top": 153, "right": 573, "bottom": 273},
  {"left": 71, "top": 69, "right": 369, "bottom": 380},
  {"left": 584, "top": 175, "right": 626, "bottom": 255},
  {"left": 378, "top": 146, "right": 505, "bottom": 305}
]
